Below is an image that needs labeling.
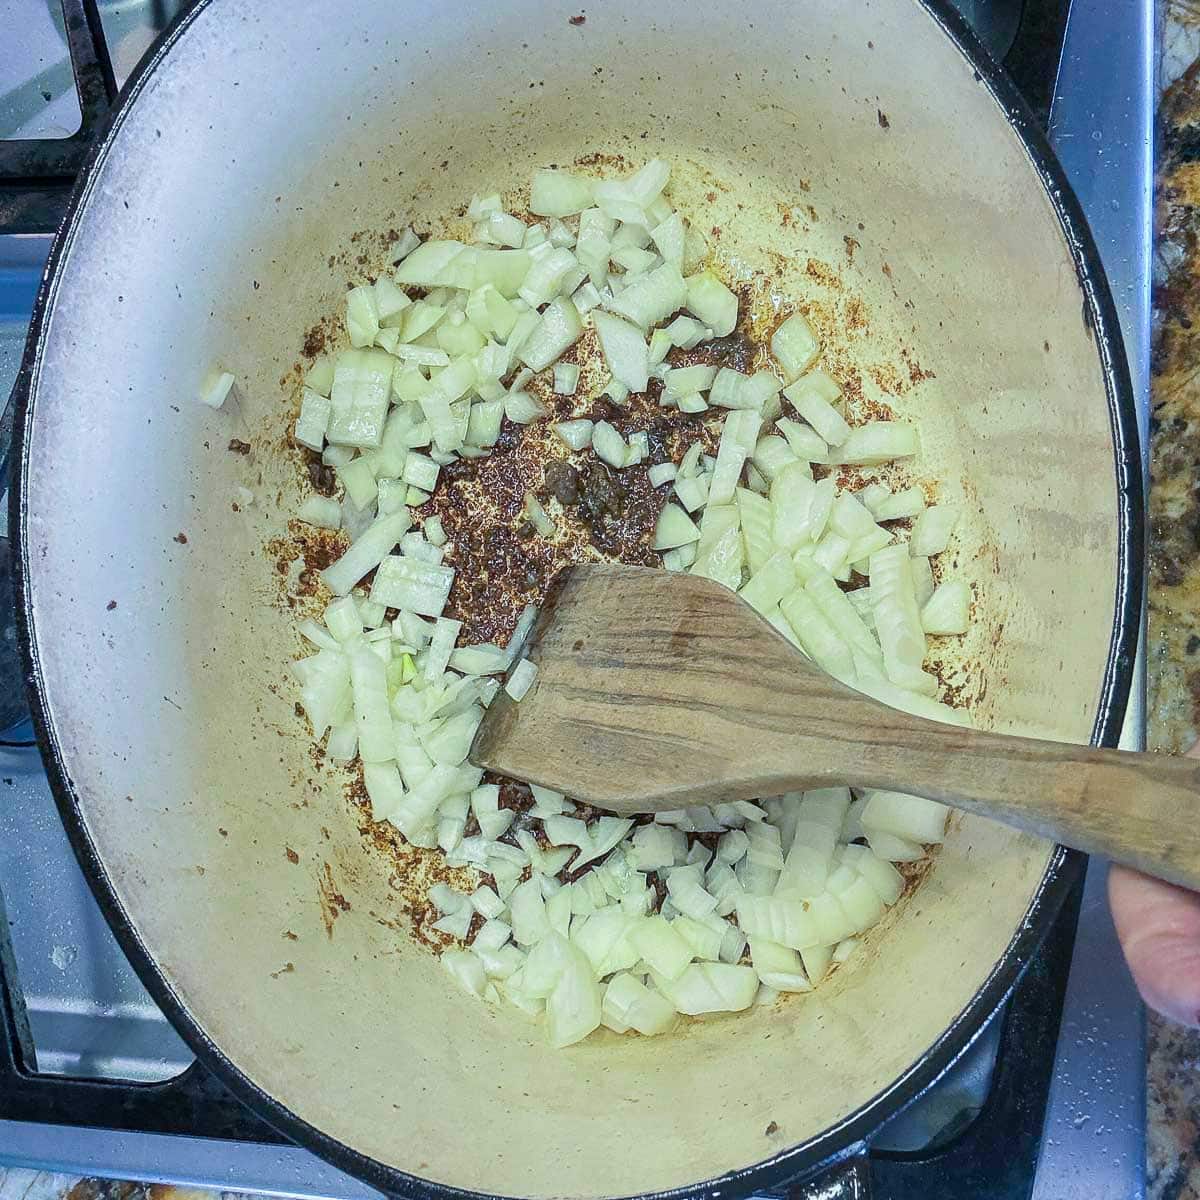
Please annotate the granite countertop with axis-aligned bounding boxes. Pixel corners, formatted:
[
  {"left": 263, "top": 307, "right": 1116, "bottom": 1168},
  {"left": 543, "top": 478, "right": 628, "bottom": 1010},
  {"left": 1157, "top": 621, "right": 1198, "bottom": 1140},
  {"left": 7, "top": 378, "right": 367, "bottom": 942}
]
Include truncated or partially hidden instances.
[
  {"left": 1147, "top": 9, "right": 1200, "bottom": 1199},
  {"left": 4, "top": 11, "right": 1200, "bottom": 1200}
]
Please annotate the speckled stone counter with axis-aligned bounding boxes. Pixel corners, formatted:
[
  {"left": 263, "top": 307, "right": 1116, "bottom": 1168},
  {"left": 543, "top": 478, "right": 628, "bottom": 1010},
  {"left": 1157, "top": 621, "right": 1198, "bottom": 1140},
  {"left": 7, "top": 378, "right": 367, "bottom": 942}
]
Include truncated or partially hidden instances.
[{"left": 1146, "top": 8, "right": 1200, "bottom": 1200}]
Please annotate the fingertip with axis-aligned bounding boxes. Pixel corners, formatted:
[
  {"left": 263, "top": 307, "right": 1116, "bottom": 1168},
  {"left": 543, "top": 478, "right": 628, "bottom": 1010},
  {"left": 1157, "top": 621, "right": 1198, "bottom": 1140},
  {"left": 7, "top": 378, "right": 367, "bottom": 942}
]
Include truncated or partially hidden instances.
[{"left": 1109, "top": 865, "right": 1200, "bottom": 1028}]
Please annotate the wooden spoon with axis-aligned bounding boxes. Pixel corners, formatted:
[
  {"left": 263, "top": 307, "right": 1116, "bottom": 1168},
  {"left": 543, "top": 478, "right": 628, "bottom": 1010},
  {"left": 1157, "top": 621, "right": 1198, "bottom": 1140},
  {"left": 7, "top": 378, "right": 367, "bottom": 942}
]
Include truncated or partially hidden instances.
[{"left": 471, "top": 563, "right": 1200, "bottom": 892}]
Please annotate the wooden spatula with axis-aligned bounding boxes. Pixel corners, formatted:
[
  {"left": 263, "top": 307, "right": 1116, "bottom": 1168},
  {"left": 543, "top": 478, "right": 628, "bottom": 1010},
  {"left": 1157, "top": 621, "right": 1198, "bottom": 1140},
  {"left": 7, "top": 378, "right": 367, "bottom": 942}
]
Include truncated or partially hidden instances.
[{"left": 471, "top": 563, "right": 1200, "bottom": 892}]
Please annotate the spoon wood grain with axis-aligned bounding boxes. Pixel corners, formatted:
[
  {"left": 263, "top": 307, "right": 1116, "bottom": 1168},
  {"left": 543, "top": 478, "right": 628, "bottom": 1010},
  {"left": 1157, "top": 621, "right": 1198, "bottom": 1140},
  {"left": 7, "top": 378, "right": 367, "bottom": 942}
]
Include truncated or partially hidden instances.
[{"left": 471, "top": 563, "right": 1200, "bottom": 892}]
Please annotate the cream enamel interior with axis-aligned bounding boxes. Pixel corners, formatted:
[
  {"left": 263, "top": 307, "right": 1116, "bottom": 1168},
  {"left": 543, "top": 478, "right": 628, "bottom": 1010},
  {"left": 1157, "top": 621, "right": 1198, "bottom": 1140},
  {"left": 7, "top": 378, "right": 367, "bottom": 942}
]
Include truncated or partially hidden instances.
[{"left": 20, "top": 0, "right": 1120, "bottom": 1196}]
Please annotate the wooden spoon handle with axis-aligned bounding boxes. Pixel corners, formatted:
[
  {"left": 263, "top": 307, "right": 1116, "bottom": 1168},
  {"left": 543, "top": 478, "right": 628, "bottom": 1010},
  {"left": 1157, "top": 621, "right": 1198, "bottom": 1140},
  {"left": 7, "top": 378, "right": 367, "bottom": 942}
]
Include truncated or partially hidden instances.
[{"left": 842, "top": 725, "right": 1200, "bottom": 891}]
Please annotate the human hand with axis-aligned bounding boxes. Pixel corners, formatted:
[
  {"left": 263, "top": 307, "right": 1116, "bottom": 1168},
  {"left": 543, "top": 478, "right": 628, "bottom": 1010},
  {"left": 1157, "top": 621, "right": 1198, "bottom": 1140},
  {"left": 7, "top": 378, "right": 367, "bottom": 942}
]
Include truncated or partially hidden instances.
[{"left": 1109, "top": 739, "right": 1200, "bottom": 1027}]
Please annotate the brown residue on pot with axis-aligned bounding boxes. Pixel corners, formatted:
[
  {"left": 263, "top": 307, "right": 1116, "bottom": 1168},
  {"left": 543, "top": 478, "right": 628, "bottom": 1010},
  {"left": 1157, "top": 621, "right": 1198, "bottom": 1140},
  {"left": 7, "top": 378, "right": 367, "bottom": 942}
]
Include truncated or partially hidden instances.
[{"left": 318, "top": 861, "right": 351, "bottom": 938}]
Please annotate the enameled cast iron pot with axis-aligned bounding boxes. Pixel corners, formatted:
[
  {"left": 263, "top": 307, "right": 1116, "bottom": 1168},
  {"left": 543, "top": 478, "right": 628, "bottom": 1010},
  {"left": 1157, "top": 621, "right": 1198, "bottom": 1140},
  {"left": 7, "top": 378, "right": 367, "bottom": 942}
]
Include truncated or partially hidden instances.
[{"left": 9, "top": 0, "right": 1142, "bottom": 1195}]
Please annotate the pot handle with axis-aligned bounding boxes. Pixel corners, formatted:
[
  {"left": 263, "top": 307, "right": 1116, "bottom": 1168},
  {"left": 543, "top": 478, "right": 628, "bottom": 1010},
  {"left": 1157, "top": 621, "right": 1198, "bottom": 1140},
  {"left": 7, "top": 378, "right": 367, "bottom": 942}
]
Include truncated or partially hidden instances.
[{"left": 0, "top": 0, "right": 118, "bottom": 234}]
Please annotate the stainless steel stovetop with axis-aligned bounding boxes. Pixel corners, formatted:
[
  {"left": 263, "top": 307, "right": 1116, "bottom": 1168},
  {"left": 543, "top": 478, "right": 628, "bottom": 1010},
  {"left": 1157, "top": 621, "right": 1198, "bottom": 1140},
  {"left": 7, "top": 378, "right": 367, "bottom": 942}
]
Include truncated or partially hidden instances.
[{"left": 0, "top": 1, "right": 1157, "bottom": 1196}]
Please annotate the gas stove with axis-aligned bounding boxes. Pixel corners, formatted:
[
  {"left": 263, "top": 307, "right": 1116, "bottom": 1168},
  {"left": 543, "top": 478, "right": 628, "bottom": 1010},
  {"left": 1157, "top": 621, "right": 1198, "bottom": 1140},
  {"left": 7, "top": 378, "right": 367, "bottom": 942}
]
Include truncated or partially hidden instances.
[{"left": 0, "top": 1, "right": 1156, "bottom": 1197}]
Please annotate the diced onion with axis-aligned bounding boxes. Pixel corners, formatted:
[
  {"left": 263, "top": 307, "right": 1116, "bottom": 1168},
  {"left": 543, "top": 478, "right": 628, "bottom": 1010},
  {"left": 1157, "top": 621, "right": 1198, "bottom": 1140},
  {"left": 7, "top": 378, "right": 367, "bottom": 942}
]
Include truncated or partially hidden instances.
[
  {"left": 298, "top": 496, "right": 342, "bottom": 530},
  {"left": 921, "top": 579, "right": 971, "bottom": 634},
  {"left": 592, "top": 420, "right": 630, "bottom": 468},
  {"left": 553, "top": 362, "right": 581, "bottom": 395},
  {"left": 519, "top": 297, "right": 584, "bottom": 371},
  {"left": 770, "top": 312, "right": 819, "bottom": 381},
  {"left": 654, "top": 503, "right": 700, "bottom": 550},
  {"left": 875, "top": 485, "right": 926, "bottom": 520},
  {"left": 607, "top": 262, "right": 687, "bottom": 331},
  {"left": 369, "top": 554, "right": 454, "bottom": 617},
  {"left": 861, "top": 790, "right": 949, "bottom": 843},
  {"left": 554, "top": 419, "right": 594, "bottom": 451},
  {"left": 684, "top": 270, "right": 738, "bottom": 337},
  {"left": 783, "top": 369, "right": 849, "bottom": 447},
  {"left": 530, "top": 169, "right": 595, "bottom": 217},
  {"left": 909, "top": 504, "right": 960, "bottom": 557},
  {"left": 659, "top": 962, "right": 758, "bottom": 1014},
  {"left": 832, "top": 422, "right": 920, "bottom": 466},
  {"left": 322, "top": 510, "right": 412, "bottom": 596},
  {"left": 593, "top": 310, "right": 650, "bottom": 392},
  {"left": 505, "top": 657, "right": 538, "bottom": 701},
  {"left": 277, "top": 155, "right": 972, "bottom": 1050},
  {"left": 198, "top": 369, "right": 235, "bottom": 409}
]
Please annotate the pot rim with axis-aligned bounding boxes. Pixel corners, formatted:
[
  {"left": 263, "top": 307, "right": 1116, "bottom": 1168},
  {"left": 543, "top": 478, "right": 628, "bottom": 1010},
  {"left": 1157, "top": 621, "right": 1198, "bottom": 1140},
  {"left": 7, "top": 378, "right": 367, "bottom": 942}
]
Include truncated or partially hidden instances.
[{"left": 8, "top": 0, "right": 1142, "bottom": 1196}]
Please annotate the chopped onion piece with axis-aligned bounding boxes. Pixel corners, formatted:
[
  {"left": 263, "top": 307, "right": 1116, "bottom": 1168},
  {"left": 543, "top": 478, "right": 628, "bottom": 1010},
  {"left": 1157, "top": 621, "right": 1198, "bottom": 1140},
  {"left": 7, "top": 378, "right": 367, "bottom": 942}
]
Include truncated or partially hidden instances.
[
  {"left": 771, "top": 313, "right": 820, "bottom": 382},
  {"left": 664, "top": 364, "right": 718, "bottom": 398},
  {"left": 739, "top": 552, "right": 796, "bottom": 614},
  {"left": 545, "top": 942, "right": 603, "bottom": 1047},
  {"left": 336, "top": 458, "right": 376, "bottom": 509},
  {"left": 921, "top": 579, "right": 971, "bottom": 634},
  {"left": 345, "top": 284, "right": 381, "bottom": 347},
  {"left": 654, "top": 503, "right": 701, "bottom": 550},
  {"left": 783, "top": 370, "right": 849, "bottom": 446},
  {"left": 607, "top": 262, "right": 687, "bottom": 331},
  {"left": 294, "top": 388, "right": 332, "bottom": 451},
  {"left": 874, "top": 485, "right": 926, "bottom": 520},
  {"left": 592, "top": 310, "right": 650, "bottom": 392},
  {"left": 442, "top": 948, "right": 486, "bottom": 997},
  {"left": 862, "top": 790, "right": 949, "bottom": 843},
  {"left": 530, "top": 169, "right": 595, "bottom": 217},
  {"left": 504, "top": 392, "right": 547, "bottom": 425},
  {"left": 523, "top": 491, "right": 556, "bottom": 537},
  {"left": 832, "top": 422, "right": 920, "bottom": 465},
  {"left": 660, "top": 962, "right": 758, "bottom": 1014},
  {"left": 423, "top": 617, "right": 461, "bottom": 681},
  {"left": 665, "top": 314, "right": 709, "bottom": 349},
  {"left": 328, "top": 348, "right": 394, "bottom": 448},
  {"left": 553, "top": 362, "right": 581, "bottom": 395},
  {"left": 684, "top": 270, "right": 738, "bottom": 336},
  {"left": 505, "top": 657, "right": 538, "bottom": 701},
  {"left": 322, "top": 510, "right": 411, "bottom": 596},
  {"left": 349, "top": 648, "right": 395, "bottom": 763},
  {"left": 423, "top": 515, "right": 447, "bottom": 548},
  {"left": 735, "top": 487, "right": 774, "bottom": 573},
  {"left": 592, "top": 420, "right": 630, "bottom": 468},
  {"left": 780, "top": 589, "right": 855, "bottom": 682},
  {"left": 867, "top": 830, "right": 925, "bottom": 862},
  {"left": 631, "top": 916, "right": 694, "bottom": 980},
  {"left": 519, "top": 296, "right": 583, "bottom": 371},
  {"left": 603, "top": 973, "right": 677, "bottom": 1036},
  {"left": 909, "top": 504, "right": 960, "bottom": 557},
  {"left": 708, "top": 409, "right": 762, "bottom": 507},
  {"left": 518, "top": 246, "right": 579, "bottom": 308},
  {"left": 395, "top": 240, "right": 470, "bottom": 287},
  {"left": 305, "top": 355, "right": 335, "bottom": 396},
  {"left": 298, "top": 496, "right": 342, "bottom": 530},
  {"left": 661, "top": 544, "right": 697, "bottom": 571},
  {"left": 369, "top": 555, "right": 454, "bottom": 617},
  {"left": 749, "top": 938, "right": 811, "bottom": 992},
  {"left": 612, "top": 245, "right": 658, "bottom": 274},
  {"left": 551, "top": 419, "right": 593, "bottom": 452},
  {"left": 198, "top": 369, "right": 235, "bottom": 409}
]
